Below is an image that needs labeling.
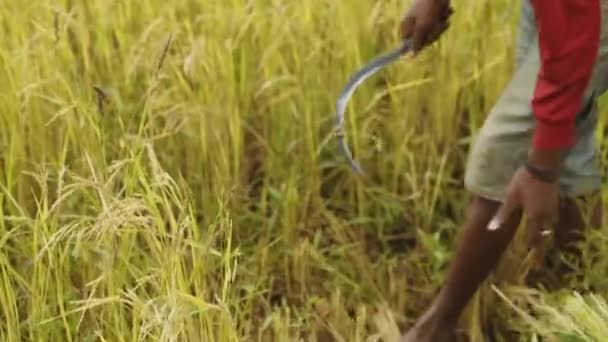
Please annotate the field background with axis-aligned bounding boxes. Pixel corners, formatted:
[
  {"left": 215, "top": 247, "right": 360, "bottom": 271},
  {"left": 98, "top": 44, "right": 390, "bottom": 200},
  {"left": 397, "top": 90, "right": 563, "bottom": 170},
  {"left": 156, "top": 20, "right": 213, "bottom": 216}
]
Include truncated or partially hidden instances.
[{"left": 1, "top": 0, "right": 608, "bottom": 341}]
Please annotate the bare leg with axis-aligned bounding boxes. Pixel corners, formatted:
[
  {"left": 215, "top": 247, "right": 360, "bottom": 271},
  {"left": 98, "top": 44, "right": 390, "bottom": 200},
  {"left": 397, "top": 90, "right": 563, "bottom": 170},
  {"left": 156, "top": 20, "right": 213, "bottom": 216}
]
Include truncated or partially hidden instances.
[
  {"left": 554, "top": 196, "right": 602, "bottom": 255},
  {"left": 543, "top": 195, "right": 603, "bottom": 285},
  {"left": 402, "top": 195, "right": 522, "bottom": 342}
]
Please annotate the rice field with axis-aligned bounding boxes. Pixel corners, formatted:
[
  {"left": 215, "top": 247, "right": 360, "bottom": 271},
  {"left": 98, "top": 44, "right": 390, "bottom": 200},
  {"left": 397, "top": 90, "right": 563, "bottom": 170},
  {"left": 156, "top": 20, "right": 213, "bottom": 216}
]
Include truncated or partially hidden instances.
[{"left": 1, "top": 0, "right": 608, "bottom": 341}]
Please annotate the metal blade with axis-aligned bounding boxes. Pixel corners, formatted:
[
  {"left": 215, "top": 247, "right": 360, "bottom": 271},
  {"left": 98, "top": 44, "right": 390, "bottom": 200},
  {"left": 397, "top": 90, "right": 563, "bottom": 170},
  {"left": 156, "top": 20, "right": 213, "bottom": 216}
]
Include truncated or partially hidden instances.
[{"left": 335, "top": 40, "right": 411, "bottom": 176}]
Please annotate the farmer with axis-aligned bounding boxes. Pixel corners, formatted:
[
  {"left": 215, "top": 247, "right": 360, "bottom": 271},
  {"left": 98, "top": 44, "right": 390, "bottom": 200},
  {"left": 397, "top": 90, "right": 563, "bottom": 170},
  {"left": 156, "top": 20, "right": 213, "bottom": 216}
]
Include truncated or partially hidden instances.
[{"left": 399, "top": 0, "right": 607, "bottom": 341}]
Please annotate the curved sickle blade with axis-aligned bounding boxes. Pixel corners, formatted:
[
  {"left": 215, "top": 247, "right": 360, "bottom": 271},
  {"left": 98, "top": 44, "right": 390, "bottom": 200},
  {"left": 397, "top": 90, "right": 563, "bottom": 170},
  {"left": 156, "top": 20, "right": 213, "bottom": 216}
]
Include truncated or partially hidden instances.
[{"left": 335, "top": 40, "right": 411, "bottom": 176}]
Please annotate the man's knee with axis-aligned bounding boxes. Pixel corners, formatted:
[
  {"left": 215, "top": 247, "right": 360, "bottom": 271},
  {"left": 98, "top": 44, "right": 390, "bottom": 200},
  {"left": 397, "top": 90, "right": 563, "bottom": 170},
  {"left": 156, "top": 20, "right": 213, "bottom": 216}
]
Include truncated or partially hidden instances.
[
  {"left": 559, "top": 194, "right": 603, "bottom": 230},
  {"left": 465, "top": 195, "right": 503, "bottom": 228}
]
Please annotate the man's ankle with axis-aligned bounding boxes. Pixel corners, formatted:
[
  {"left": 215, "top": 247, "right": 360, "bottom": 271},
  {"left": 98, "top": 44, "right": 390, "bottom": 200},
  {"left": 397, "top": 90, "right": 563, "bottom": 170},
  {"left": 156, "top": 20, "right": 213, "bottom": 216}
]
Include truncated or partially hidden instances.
[
  {"left": 416, "top": 300, "right": 458, "bottom": 332},
  {"left": 408, "top": 312, "right": 455, "bottom": 342}
]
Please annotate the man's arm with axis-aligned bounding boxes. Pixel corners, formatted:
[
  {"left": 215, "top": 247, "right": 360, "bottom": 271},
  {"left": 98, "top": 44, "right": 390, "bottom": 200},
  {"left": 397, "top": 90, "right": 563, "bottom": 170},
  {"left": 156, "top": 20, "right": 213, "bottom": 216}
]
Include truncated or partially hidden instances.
[
  {"left": 528, "top": 0, "right": 601, "bottom": 172},
  {"left": 490, "top": 0, "right": 602, "bottom": 251}
]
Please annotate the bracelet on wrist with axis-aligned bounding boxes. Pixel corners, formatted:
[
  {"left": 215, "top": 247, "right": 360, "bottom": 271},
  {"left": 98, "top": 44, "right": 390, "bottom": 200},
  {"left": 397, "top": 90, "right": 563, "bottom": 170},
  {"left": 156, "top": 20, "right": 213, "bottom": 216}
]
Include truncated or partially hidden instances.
[{"left": 524, "top": 160, "right": 559, "bottom": 184}]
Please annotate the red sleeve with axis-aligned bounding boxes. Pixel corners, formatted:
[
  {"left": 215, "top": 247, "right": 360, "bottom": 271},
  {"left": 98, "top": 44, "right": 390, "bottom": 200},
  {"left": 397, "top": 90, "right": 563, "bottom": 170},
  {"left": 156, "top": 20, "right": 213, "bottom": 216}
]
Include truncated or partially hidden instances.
[{"left": 530, "top": 0, "right": 601, "bottom": 150}]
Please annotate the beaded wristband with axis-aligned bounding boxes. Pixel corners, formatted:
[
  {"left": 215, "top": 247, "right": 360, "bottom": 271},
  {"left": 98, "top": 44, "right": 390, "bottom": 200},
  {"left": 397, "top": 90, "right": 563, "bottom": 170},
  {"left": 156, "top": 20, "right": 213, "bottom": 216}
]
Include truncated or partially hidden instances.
[{"left": 524, "top": 160, "right": 559, "bottom": 184}]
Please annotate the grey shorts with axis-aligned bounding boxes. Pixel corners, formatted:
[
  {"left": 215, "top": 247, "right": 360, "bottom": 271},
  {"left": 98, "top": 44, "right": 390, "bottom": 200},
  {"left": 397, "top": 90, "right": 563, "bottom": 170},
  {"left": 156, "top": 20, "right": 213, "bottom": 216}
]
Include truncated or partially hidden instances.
[{"left": 464, "top": 0, "right": 608, "bottom": 202}]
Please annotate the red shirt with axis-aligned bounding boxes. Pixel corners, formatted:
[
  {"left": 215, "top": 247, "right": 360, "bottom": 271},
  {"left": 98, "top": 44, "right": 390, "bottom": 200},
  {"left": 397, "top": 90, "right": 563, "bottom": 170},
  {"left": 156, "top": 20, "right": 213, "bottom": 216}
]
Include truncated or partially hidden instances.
[{"left": 530, "top": 0, "right": 601, "bottom": 150}]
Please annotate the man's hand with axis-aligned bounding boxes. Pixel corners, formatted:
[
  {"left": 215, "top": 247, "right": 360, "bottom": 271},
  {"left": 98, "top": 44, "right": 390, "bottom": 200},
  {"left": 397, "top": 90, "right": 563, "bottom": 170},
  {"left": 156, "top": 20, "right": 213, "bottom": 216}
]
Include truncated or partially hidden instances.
[
  {"left": 401, "top": 0, "right": 453, "bottom": 52},
  {"left": 488, "top": 152, "right": 563, "bottom": 266}
]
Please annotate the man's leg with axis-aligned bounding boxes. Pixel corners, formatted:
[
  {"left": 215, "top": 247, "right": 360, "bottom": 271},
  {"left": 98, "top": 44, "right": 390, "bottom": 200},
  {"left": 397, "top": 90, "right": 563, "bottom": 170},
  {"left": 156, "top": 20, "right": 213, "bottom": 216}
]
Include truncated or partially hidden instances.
[
  {"left": 402, "top": 6, "right": 547, "bottom": 339},
  {"left": 401, "top": 195, "right": 602, "bottom": 342},
  {"left": 555, "top": 197, "right": 601, "bottom": 255},
  {"left": 545, "top": 196, "right": 603, "bottom": 282},
  {"left": 402, "top": 196, "right": 522, "bottom": 342}
]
